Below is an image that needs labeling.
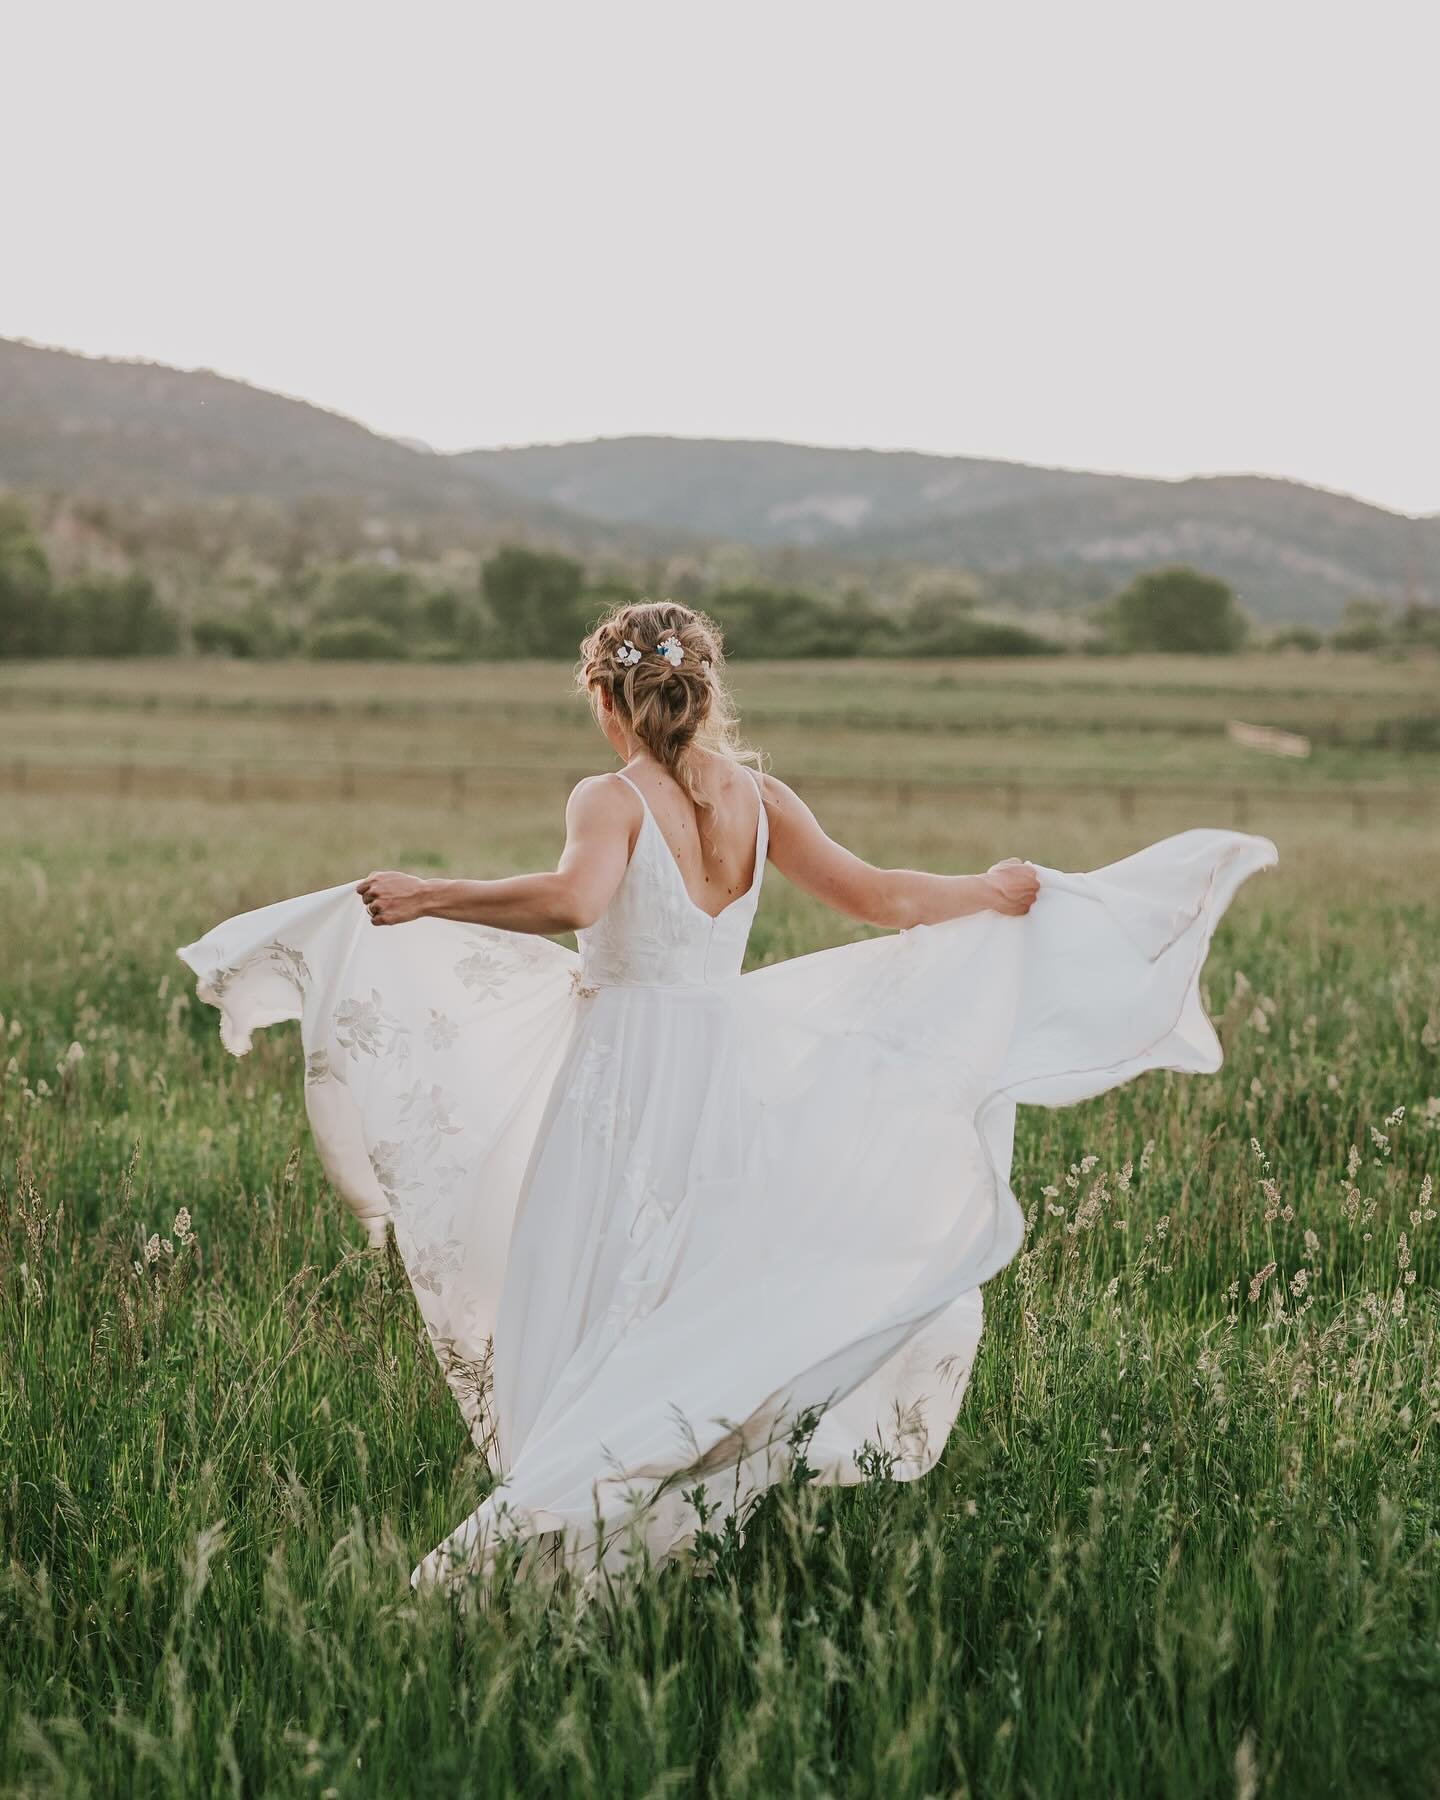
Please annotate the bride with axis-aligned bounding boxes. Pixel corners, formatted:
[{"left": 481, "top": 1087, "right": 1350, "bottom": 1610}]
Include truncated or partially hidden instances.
[{"left": 179, "top": 599, "right": 1276, "bottom": 1594}]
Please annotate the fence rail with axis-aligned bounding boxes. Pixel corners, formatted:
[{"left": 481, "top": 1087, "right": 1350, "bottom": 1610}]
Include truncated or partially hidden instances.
[
  {"left": 2, "top": 754, "right": 1433, "bottom": 827},
  {"left": 3, "top": 684, "right": 1439, "bottom": 750}
]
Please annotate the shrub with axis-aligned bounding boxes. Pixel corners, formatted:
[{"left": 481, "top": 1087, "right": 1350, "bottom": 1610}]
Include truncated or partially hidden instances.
[
  {"left": 192, "top": 614, "right": 258, "bottom": 658},
  {"left": 1105, "top": 566, "right": 1248, "bottom": 653},
  {"left": 707, "top": 586, "right": 883, "bottom": 657},
  {"left": 1331, "top": 598, "right": 1392, "bottom": 653},
  {"left": 319, "top": 564, "right": 419, "bottom": 632},
  {"left": 1398, "top": 604, "right": 1440, "bottom": 651},
  {"left": 1266, "top": 625, "right": 1324, "bottom": 653},
  {"left": 56, "top": 573, "right": 181, "bottom": 656},
  {"left": 303, "top": 619, "right": 408, "bottom": 660},
  {"left": 899, "top": 605, "right": 1057, "bottom": 658}
]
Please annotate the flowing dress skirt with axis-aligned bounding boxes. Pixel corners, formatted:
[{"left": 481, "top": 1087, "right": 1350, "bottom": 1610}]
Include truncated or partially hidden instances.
[{"left": 178, "top": 828, "right": 1276, "bottom": 1586}]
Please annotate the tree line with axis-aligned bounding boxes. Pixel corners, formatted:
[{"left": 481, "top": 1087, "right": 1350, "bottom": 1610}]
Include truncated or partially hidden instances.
[{"left": 2, "top": 498, "right": 1436, "bottom": 661}]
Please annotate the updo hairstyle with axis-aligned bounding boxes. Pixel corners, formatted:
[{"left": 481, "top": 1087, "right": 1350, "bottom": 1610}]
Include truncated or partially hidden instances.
[{"left": 577, "top": 599, "right": 760, "bottom": 808}]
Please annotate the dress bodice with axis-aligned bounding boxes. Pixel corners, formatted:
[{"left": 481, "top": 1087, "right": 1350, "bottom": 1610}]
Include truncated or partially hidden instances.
[{"left": 576, "top": 770, "right": 768, "bottom": 989}]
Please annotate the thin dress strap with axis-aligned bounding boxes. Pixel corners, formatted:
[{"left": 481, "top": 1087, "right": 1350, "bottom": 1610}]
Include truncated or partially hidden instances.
[
  {"left": 747, "top": 766, "right": 768, "bottom": 858},
  {"left": 612, "top": 764, "right": 765, "bottom": 888},
  {"left": 614, "top": 766, "right": 763, "bottom": 840},
  {"left": 610, "top": 770, "right": 652, "bottom": 868}
]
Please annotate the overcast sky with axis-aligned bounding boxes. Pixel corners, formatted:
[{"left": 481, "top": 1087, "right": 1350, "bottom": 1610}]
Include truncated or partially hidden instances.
[{"left": 6, "top": 1, "right": 1436, "bottom": 514}]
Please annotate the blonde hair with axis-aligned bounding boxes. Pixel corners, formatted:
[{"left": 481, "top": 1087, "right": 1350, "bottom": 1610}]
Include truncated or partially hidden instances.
[{"left": 577, "top": 599, "right": 761, "bottom": 808}]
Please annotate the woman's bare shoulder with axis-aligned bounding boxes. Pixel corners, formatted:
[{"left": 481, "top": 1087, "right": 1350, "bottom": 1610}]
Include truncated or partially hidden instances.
[
  {"left": 566, "top": 771, "right": 644, "bottom": 826},
  {"left": 758, "top": 769, "right": 802, "bottom": 811}
]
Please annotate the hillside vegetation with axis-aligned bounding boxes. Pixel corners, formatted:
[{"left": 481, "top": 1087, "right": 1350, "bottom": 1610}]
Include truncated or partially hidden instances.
[
  {"left": 6, "top": 492, "right": 1439, "bottom": 666},
  {"left": 4, "top": 338, "right": 1436, "bottom": 628}
]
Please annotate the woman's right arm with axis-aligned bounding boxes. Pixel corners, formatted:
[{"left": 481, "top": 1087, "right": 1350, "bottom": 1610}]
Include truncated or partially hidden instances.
[
  {"left": 761, "top": 774, "right": 1039, "bottom": 928},
  {"left": 357, "top": 776, "right": 636, "bottom": 934}
]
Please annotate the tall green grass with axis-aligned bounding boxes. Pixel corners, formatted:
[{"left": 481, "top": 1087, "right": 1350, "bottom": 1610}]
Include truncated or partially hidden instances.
[{"left": 2, "top": 683, "right": 1438, "bottom": 1796}]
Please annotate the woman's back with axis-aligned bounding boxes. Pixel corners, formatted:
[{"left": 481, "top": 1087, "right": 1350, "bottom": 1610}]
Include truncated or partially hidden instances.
[
  {"left": 614, "top": 751, "right": 765, "bottom": 920},
  {"left": 575, "top": 755, "right": 768, "bottom": 991}
]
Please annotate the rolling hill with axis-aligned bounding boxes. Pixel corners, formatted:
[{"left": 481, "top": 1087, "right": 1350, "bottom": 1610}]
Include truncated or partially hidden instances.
[
  {"left": 0, "top": 338, "right": 583, "bottom": 541},
  {"left": 462, "top": 438, "right": 1439, "bottom": 626},
  {"left": 3, "top": 339, "right": 1435, "bottom": 625}
]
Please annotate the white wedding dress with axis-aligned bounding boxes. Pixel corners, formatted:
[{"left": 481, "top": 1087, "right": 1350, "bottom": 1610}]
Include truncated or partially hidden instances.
[{"left": 178, "top": 771, "right": 1275, "bottom": 1590}]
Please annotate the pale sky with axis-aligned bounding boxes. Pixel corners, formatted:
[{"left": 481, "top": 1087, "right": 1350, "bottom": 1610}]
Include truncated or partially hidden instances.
[{"left": 5, "top": 0, "right": 1437, "bottom": 515}]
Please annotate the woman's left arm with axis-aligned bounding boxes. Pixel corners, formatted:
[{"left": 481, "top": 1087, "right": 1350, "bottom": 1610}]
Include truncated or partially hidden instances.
[{"left": 357, "top": 776, "right": 634, "bottom": 935}]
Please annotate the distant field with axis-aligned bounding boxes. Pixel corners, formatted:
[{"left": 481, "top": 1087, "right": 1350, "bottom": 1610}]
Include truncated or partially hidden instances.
[
  {"left": 3, "top": 654, "right": 1438, "bottom": 1796},
  {"left": 2, "top": 653, "right": 1438, "bottom": 801}
]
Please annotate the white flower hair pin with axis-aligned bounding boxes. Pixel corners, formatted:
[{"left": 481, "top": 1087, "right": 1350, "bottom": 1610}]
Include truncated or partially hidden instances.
[
  {"left": 616, "top": 639, "right": 642, "bottom": 668},
  {"left": 656, "top": 634, "right": 684, "bottom": 668}
]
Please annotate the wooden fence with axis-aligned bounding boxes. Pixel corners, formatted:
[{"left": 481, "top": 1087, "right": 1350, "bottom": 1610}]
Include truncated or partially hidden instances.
[{"left": 2, "top": 754, "right": 1433, "bottom": 828}]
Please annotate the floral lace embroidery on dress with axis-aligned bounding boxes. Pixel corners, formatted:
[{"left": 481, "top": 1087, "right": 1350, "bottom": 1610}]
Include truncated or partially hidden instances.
[{"left": 208, "top": 939, "right": 311, "bottom": 1001}]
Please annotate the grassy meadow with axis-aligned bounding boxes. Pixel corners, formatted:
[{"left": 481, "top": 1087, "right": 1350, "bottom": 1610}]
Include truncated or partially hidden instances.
[{"left": 2, "top": 654, "right": 1438, "bottom": 1797}]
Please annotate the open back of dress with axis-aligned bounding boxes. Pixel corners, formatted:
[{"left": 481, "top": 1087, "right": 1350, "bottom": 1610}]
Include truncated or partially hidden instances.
[{"left": 179, "top": 783, "right": 1275, "bottom": 1588}]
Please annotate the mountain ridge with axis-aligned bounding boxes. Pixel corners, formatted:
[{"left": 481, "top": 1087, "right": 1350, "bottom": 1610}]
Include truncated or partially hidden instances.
[
  {"left": 3, "top": 338, "right": 1434, "bottom": 624},
  {"left": 461, "top": 436, "right": 1438, "bottom": 624},
  {"left": 0, "top": 337, "right": 598, "bottom": 543},
  {"left": 471, "top": 431, "right": 1435, "bottom": 517}
]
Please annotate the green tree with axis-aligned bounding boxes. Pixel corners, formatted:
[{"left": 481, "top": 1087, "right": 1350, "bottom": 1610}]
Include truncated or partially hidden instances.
[
  {"left": 1331, "top": 597, "right": 1392, "bottom": 652},
  {"left": 0, "top": 499, "right": 58, "bottom": 656},
  {"left": 1397, "top": 603, "right": 1440, "bottom": 651},
  {"left": 1106, "top": 567, "right": 1248, "bottom": 654},
  {"left": 55, "top": 573, "right": 180, "bottom": 656},
  {"left": 707, "top": 586, "right": 852, "bottom": 657},
  {"left": 899, "top": 588, "right": 1056, "bottom": 656},
  {"left": 319, "top": 564, "right": 419, "bottom": 634},
  {"left": 835, "top": 586, "right": 896, "bottom": 654},
  {"left": 481, "top": 549, "right": 589, "bottom": 654},
  {"left": 407, "top": 586, "right": 492, "bottom": 660}
]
